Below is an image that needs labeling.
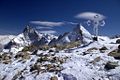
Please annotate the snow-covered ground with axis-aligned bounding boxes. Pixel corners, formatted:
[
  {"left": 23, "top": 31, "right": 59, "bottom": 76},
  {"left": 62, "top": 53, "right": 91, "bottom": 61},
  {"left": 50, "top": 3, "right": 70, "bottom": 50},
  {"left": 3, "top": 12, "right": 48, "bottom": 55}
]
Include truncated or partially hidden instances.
[
  {"left": 0, "top": 38, "right": 120, "bottom": 80},
  {"left": 0, "top": 25, "right": 120, "bottom": 80}
]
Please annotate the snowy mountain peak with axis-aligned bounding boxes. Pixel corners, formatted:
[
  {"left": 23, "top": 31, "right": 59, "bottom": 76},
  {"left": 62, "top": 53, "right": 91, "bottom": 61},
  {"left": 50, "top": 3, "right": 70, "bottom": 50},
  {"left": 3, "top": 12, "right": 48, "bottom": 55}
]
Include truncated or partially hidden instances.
[
  {"left": 23, "top": 25, "right": 40, "bottom": 41},
  {"left": 80, "top": 24, "right": 91, "bottom": 37},
  {"left": 79, "top": 24, "right": 93, "bottom": 43}
]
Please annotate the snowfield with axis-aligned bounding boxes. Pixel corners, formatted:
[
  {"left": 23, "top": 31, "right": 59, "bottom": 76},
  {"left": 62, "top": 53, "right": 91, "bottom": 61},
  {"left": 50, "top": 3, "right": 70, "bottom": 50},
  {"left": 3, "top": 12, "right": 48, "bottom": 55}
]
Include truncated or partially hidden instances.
[
  {"left": 0, "top": 25, "right": 120, "bottom": 80},
  {"left": 0, "top": 40, "right": 120, "bottom": 80}
]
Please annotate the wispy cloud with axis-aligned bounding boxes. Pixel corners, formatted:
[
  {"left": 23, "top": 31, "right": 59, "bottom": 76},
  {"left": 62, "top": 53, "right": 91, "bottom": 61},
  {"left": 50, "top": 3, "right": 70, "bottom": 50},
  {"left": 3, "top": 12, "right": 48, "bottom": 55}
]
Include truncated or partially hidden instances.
[
  {"left": 75, "top": 12, "right": 106, "bottom": 21},
  {"left": 30, "top": 21, "right": 64, "bottom": 27},
  {"left": 39, "top": 30, "right": 57, "bottom": 34},
  {"left": 36, "top": 26, "right": 53, "bottom": 29},
  {"left": 64, "top": 21, "right": 78, "bottom": 25},
  {"left": 30, "top": 21, "right": 78, "bottom": 27}
]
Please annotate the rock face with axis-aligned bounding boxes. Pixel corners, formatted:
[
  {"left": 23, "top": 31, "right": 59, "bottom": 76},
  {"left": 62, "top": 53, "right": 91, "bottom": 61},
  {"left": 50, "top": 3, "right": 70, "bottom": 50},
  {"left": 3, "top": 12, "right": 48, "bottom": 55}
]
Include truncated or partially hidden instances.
[
  {"left": 36, "top": 37, "right": 48, "bottom": 46},
  {"left": 0, "top": 44, "right": 3, "bottom": 52},
  {"left": 23, "top": 26, "right": 40, "bottom": 43}
]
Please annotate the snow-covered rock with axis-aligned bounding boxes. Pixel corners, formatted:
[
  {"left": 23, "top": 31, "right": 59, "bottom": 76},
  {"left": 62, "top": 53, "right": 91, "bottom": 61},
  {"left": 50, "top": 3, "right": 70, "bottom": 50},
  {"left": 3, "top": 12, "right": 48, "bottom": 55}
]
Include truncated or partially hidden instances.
[
  {"left": 3, "top": 26, "right": 57, "bottom": 53},
  {"left": 0, "top": 35, "right": 15, "bottom": 45},
  {"left": 49, "top": 24, "right": 92, "bottom": 46}
]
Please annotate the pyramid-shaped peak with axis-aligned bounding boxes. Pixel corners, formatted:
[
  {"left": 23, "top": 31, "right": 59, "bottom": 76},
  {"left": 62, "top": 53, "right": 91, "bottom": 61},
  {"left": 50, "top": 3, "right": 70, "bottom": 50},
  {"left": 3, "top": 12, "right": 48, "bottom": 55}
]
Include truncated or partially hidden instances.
[
  {"left": 73, "top": 24, "right": 91, "bottom": 36},
  {"left": 80, "top": 24, "right": 91, "bottom": 37},
  {"left": 23, "top": 25, "right": 40, "bottom": 41},
  {"left": 23, "top": 25, "right": 36, "bottom": 33}
]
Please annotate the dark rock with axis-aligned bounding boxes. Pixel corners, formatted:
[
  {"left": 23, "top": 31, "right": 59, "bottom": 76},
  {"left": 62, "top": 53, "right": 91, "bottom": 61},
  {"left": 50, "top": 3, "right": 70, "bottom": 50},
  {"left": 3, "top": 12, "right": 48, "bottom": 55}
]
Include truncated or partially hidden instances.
[
  {"left": 108, "top": 50, "right": 120, "bottom": 59},
  {"left": 62, "top": 73, "right": 77, "bottom": 80},
  {"left": 99, "top": 46, "right": 108, "bottom": 53},
  {"left": 32, "top": 50, "right": 38, "bottom": 55},
  {"left": 49, "top": 49, "right": 54, "bottom": 53},
  {"left": 50, "top": 76, "right": 58, "bottom": 80},
  {"left": 116, "top": 39, "right": 120, "bottom": 44},
  {"left": 118, "top": 45, "right": 120, "bottom": 50},
  {"left": 0, "top": 44, "right": 3, "bottom": 52},
  {"left": 105, "top": 61, "right": 119, "bottom": 70},
  {"left": 93, "top": 37, "right": 98, "bottom": 41}
]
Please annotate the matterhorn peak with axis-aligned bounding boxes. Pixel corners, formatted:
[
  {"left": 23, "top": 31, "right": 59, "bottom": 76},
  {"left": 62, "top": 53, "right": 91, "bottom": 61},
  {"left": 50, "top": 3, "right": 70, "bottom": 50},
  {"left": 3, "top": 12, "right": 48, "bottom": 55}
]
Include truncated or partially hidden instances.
[
  {"left": 79, "top": 24, "right": 93, "bottom": 43},
  {"left": 72, "top": 24, "right": 93, "bottom": 44},
  {"left": 23, "top": 25, "right": 40, "bottom": 41}
]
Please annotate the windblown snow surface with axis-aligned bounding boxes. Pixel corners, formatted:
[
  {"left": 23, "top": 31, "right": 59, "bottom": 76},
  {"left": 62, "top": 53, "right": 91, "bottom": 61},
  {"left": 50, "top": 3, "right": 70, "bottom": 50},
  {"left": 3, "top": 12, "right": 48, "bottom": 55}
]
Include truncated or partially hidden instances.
[{"left": 0, "top": 36, "right": 120, "bottom": 80}]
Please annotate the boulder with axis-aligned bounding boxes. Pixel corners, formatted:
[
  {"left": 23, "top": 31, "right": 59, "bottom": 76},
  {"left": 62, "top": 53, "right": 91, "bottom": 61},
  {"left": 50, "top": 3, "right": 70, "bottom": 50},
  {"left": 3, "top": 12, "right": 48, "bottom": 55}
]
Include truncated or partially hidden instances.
[
  {"left": 50, "top": 76, "right": 58, "bottom": 80},
  {"left": 104, "top": 61, "right": 119, "bottom": 70},
  {"left": 108, "top": 49, "right": 120, "bottom": 59},
  {"left": 116, "top": 39, "right": 120, "bottom": 44}
]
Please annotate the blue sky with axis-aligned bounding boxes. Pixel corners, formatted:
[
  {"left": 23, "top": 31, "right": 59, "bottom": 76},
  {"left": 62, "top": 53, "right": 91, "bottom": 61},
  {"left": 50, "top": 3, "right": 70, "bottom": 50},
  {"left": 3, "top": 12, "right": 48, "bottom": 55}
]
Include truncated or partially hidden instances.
[{"left": 0, "top": 0, "right": 120, "bottom": 36}]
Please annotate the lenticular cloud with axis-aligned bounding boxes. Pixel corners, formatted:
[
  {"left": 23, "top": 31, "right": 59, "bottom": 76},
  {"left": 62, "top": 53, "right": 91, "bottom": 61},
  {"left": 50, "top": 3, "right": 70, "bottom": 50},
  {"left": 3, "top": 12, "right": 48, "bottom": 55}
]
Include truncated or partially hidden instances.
[
  {"left": 75, "top": 12, "right": 106, "bottom": 21},
  {"left": 30, "top": 21, "right": 64, "bottom": 27}
]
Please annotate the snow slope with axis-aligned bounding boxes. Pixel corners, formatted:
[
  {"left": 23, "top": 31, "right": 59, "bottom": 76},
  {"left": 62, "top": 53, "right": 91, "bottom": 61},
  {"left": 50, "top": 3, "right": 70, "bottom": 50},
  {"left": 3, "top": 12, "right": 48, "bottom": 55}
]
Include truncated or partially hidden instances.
[
  {"left": 1, "top": 25, "right": 120, "bottom": 80},
  {"left": 0, "top": 35, "right": 15, "bottom": 45},
  {"left": 0, "top": 37, "right": 120, "bottom": 80}
]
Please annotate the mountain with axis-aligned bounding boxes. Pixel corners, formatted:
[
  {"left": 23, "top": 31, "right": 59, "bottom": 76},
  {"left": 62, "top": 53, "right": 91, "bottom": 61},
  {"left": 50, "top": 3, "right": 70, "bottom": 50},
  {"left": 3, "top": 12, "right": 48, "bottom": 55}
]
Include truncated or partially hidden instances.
[
  {"left": 4, "top": 26, "right": 56, "bottom": 53},
  {"left": 1, "top": 25, "right": 120, "bottom": 80},
  {"left": 49, "top": 24, "right": 92, "bottom": 46},
  {"left": 0, "top": 35, "right": 15, "bottom": 52},
  {"left": 0, "top": 35, "right": 15, "bottom": 45}
]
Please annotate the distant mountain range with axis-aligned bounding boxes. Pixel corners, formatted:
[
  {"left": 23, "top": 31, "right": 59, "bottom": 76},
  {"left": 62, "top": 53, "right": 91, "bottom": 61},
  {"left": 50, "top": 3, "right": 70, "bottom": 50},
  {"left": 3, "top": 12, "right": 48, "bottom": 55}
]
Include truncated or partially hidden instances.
[{"left": 1, "top": 24, "right": 93, "bottom": 53}]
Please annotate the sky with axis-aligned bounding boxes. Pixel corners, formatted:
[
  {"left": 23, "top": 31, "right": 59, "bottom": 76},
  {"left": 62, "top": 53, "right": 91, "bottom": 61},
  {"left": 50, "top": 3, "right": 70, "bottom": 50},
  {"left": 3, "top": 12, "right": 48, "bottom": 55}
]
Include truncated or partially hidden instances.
[{"left": 0, "top": 0, "right": 120, "bottom": 36}]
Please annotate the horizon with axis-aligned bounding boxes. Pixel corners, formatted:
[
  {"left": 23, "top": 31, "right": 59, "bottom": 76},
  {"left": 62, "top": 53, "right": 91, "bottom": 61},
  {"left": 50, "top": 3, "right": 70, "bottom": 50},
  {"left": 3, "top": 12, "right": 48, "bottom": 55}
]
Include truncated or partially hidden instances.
[{"left": 0, "top": 0, "right": 120, "bottom": 36}]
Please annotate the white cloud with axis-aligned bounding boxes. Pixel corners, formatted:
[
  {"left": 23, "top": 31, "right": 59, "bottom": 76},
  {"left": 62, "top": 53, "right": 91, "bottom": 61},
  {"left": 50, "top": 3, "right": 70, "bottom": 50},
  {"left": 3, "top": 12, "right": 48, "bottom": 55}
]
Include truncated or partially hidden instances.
[
  {"left": 39, "top": 30, "right": 57, "bottom": 34},
  {"left": 30, "top": 21, "right": 78, "bottom": 27},
  {"left": 65, "top": 21, "right": 78, "bottom": 25},
  {"left": 75, "top": 12, "right": 106, "bottom": 21},
  {"left": 36, "top": 26, "right": 53, "bottom": 29},
  {"left": 30, "top": 21, "right": 64, "bottom": 27}
]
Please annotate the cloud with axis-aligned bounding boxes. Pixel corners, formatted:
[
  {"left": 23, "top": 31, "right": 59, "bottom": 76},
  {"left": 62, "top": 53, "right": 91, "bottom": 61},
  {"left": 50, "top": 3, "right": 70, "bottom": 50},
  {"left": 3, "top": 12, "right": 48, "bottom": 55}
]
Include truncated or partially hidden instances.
[
  {"left": 30, "top": 21, "right": 78, "bottom": 27},
  {"left": 39, "top": 30, "right": 57, "bottom": 34},
  {"left": 30, "top": 21, "right": 64, "bottom": 27},
  {"left": 64, "top": 21, "right": 78, "bottom": 25},
  {"left": 75, "top": 12, "right": 106, "bottom": 21},
  {"left": 36, "top": 26, "right": 53, "bottom": 29}
]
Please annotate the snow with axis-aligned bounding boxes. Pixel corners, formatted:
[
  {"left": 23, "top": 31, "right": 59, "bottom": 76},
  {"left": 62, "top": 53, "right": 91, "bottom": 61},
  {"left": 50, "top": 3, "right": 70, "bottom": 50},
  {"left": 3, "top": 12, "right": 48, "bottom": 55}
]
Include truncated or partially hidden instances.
[
  {"left": 0, "top": 36, "right": 120, "bottom": 80},
  {"left": 79, "top": 25, "right": 93, "bottom": 44},
  {"left": 0, "top": 35, "right": 15, "bottom": 45},
  {"left": 0, "top": 25, "right": 120, "bottom": 80}
]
